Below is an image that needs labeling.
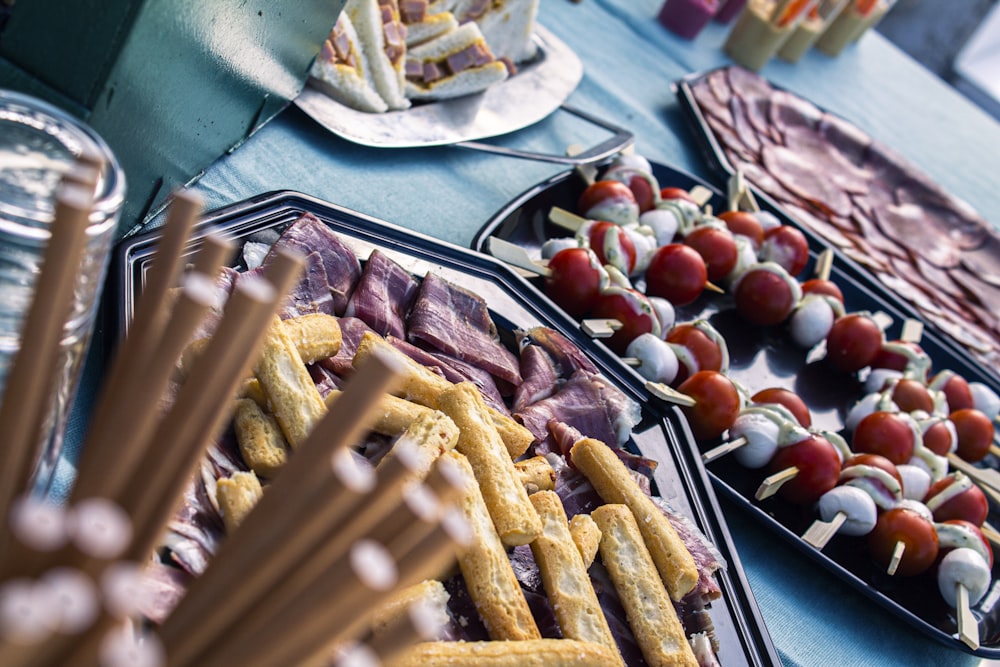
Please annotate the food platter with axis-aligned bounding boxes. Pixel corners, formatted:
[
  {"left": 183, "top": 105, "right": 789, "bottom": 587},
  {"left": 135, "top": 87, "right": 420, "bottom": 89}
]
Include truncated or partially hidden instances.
[
  {"left": 473, "top": 160, "right": 1000, "bottom": 656},
  {"left": 293, "top": 24, "right": 583, "bottom": 149},
  {"left": 673, "top": 66, "right": 1000, "bottom": 383},
  {"left": 111, "top": 190, "right": 780, "bottom": 667}
]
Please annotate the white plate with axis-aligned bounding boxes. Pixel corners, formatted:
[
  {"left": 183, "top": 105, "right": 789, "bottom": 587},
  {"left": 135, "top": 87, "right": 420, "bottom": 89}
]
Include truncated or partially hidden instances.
[{"left": 293, "top": 24, "right": 583, "bottom": 148}]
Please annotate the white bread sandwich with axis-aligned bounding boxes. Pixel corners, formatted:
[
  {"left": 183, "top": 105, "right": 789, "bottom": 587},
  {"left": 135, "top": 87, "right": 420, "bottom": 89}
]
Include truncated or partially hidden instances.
[
  {"left": 404, "top": 21, "right": 510, "bottom": 102},
  {"left": 453, "top": 0, "right": 540, "bottom": 64},
  {"left": 310, "top": 14, "right": 389, "bottom": 113},
  {"left": 344, "top": 0, "right": 411, "bottom": 110},
  {"left": 400, "top": 3, "right": 459, "bottom": 48}
]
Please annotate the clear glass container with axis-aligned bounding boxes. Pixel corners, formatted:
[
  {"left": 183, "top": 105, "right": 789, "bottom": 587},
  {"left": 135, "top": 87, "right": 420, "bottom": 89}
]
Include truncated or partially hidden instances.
[{"left": 0, "top": 89, "right": 125, "bottom": 493}]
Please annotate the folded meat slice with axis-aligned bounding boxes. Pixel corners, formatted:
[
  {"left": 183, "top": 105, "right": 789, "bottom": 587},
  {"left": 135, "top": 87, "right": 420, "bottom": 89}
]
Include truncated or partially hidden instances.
[
  {"left": 512, "top": 343, "right": 559, "bottom": 413},
  {"left": 266, "top": 213, "right": 361, "bottom": 314},
  {"left": 243, "top": 250, "right": 335, "bottom": 319},
  {"left": 317, "top": 316, "right": 375, "bottom": 379},
  {"left": 429, "top": 350, "right": 508, "bottom": 414},
  {"left": 344, "top": 249, "right": 420, "bottom": 338},
  {"left": 517, "top": 327, "right": 597, "bottom": 378},
  {"left": 515, "top": 372, "right": 619, "bottom": 450},
  {"left": 408, "top": 273, "right": 521, "bottom": 387}
]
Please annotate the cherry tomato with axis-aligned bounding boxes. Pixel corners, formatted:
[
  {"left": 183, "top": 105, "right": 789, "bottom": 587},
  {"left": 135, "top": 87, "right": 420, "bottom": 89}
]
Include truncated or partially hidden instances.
[
  {"left": 940, "top": 519, "right": 993, "bottom": 567},
  {"left": 870, "top": 340, "right": 928, "bottom": 374},
  {"left": 801, "top": 278, "right": 843, "bottom": 303},
  {"left": 759, "top": 225, "right": 809, "bottom": 277},
  {"left": 544, "top": 248, "right": 604, "bottom": 318},
  {"left": 933, "top": 371, "right": 975, "bottom": 412},
  {"left": 586, "top": 221, "right": 637, "bottom": 274},
  {"left": 591, "top": 287, "right": 657, "bottom": 354},
  {"left": 751, "top": 387, "right": 811, "bottom": 427},
  {"left": 868, "top": 507, "right": 939, "bottom": 576},
  {"left": 841, "top": 453, "right": 903, "bottom": 497},
  {"left": 578, "top": 180, "right": 639, "bottom": 224},
  {"left": 921, "top": 418, "right": 955, "bottom": 457},
  {"left": 645, "top": 243, "right": 707, "bottom": 306},
  {"left": 717, "top": 210, "right": 764, "bottom": 248},
  {"left": 950, "top": 408, "right": 994, "bottom": 463},
  {"left": 613, "top": 172, "right": 657, "bottom": 213},
  {"left": 767, "top": 433, "right": 841, "bottom": 504},
  {"left": 825, "top": 314, "right": 882, "bottom": 373},
  {"left": 677, "top": 370, "right": 741, "bottom": 441},
  {"left": 734, "top": 267, "right": 796, "bottom": 326},
  {"left": 852, "top": 411, "right": 915, "bottom": 466},
  {"left": 660, "top": 186, "right": 698, "bottom": 205},
  {"left": 666, "top": 324, "right": 724, "bottom": 375},
  {"left": 925, "top": 474, "right": 989, "bottom": 525},
  {"left": 684, "top": 226, "right": 738, "bottom": 282},
  {"left": 890, "top": 378, "right": 935, "bottom": 414}
]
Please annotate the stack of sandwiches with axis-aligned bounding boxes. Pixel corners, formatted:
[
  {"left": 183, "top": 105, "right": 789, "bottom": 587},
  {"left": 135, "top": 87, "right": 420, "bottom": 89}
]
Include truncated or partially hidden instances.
[{"left": 311, "top": 0, "right": 540, "bottom": 112}]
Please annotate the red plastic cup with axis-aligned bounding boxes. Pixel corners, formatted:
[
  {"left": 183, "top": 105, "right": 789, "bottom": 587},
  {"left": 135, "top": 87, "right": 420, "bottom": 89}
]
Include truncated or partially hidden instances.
[{"left": 658, "top": 0, "right": 721, "bottom": 39}]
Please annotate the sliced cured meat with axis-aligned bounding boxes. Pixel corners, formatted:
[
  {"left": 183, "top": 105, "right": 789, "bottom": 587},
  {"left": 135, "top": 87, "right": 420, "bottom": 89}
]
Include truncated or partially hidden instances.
[
  {"left": 817, "top": 113, "right": 871, "bottom": 166},
  {"left": 318, "top": 316, "right": 374, "bottom": 378},
  {"left": 267, "top": 251, "right": 336, "bottom": 319},
  {"left": 344, "top": 249, "right": 419, "bottom": 338},
  {"left": 950, "top": 269, "right": 1000, "bottom": 319},
  {"left": 386, "top": 335, "right": 465, "bottom": 384},
  {"left": 960, "top": 233, "right": 1000, "bottom": 287},
  {"left": 850, "top": 210, "right": 907, "bottom": 260},
  {"left": 742, "top": 96, "right": 774, "bottom": 140},
  {"left": 706, "top": 115, "right": 755, "bottom": 163},
  {"left": 781, "top": 125, "right": 871, "bottom": 194},
  {"left": 726, "top": 65, "right": 773, "bottom": 102},
  {"left": 728, "top": 95, "right": 762, "bottom": 155},
  {"left": 139, "top": 562, "right": 191, "bottom": 625},
  {"left": 408, "top": 273, "right": 522, "bottom": 387},
  {"left": 762, "top": 145, "right": 853, "bottom": 217},
  {"left": 266, "top": 213, "right": 361, "bottom": 314},
  {"left": 429, "top": 350, "right": 508, "bottom": 414},
  {"left": 872, "top": 203, "right": 963, "bottom": 269},
  {"left": 651, "top": 496, "right": 723, "bottom": 603},
  {"left": 512, "top": 343, "right": 559, "bottom": 413},
  {"left": 518, "top": 327, "right": 598, "bottom": 378},
  {"left": 514, "top": 373, "right": 618, "bottom": 450},
  {"left": 892, "top": 194, "right": 988, "bottom": 251},
  {"left": 706, "top": 68, "right": 733, "bottom": 106},
  {"left": 691, "top": 80, "right": 734, "bottom": 127},
  {"left": 911, "top": 253, "right": 966, "bottom": 301},
  {"left": 780, "top": 202, "right": 855, "bottom": 249},
  {"left": 767, "top": 90, "right": 822, "bottom": 136}
]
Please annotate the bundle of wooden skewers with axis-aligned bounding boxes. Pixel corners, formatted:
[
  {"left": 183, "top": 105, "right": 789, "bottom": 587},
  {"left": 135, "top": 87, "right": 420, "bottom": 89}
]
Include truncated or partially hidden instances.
[{"left": 0, "top": 164, "right": 472, "bottom": 666}]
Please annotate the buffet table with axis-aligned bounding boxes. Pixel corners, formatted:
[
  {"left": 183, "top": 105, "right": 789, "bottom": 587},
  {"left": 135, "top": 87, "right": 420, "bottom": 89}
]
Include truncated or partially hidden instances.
[{"left": 64, "top": 1, "right": 1000, "bottom": 665}]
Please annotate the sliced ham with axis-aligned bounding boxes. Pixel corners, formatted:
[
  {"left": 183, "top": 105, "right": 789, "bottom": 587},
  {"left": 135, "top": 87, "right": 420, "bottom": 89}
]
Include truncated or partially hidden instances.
[
  {"left": 515, "top": 372, "right": 619, "bottom": 450},
  {"left": 408, "top": 273, "right": 521, "bottom": 387},
  {"left": 512, "top": 343, "right": 559, "bottom": 413},
  {"left": 344, "top": 249, "right": 419, "bottom": 338},
  {"left": 318, "top": 316, "right": 375, "bottom": 379}
]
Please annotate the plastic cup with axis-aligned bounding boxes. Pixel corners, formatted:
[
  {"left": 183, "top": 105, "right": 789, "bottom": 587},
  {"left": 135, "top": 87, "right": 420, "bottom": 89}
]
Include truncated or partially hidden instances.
[
  {"left": 0, "top": 89, "right": 125, "bottom": 493},
  {"left": 659, "top": 0, "right": 722, "bottom": 40}
]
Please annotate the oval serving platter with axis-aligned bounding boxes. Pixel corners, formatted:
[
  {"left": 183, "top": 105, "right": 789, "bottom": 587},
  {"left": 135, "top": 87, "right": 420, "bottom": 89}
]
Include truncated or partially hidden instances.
[{"left": 473, "top": 159, "right": 1000, "bottom": 657}]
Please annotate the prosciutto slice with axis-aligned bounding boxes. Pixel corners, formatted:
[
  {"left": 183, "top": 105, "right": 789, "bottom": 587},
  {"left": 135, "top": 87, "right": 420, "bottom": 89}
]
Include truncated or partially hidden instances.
[
  {"left": 515, "top": 372, "right": 619, "bottom": 450},
  {"left": 317, "top": 316, "right": 375, "bottom": 379},
  {"left": 244, "top": 250, "right": 335, "bottom": 319},
  {"left": 408, "top": 274, "right": 521, "bottom": 387},
  {"left": 266, "top": 213, "right": 361, "bottom": 314},
  {"left": 512, "top": 343, "right": 559, "bottom": 413},
  {"left": 429, "top": 351, "right": 508, "bottom": 415},
  {"left": 344, "top": 249, "right": 419, "bottom": 338}
]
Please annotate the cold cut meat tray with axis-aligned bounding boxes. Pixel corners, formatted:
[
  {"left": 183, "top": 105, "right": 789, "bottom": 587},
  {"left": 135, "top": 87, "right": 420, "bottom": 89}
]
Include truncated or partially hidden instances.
[
  {"left": 111, "top": 190, "right": 779, "bottom": 667},
  {"left": 472, "top": 160, "right": 1000, "bottom": 656},
  {"left": 673, "top": 66, "right": 1000, "bottom": 384}
]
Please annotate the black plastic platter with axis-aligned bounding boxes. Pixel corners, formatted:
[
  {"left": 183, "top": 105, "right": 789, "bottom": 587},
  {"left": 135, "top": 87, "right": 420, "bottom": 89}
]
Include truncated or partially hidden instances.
[
  {"left": 672, "top": 68, "right": 1000, "bottom": 386},
  {"left": 111, "top": 190, "right": 780, "bottom": 667},
  {"left": 473, "top": 161, "right": 1000, "bottom": 657}
]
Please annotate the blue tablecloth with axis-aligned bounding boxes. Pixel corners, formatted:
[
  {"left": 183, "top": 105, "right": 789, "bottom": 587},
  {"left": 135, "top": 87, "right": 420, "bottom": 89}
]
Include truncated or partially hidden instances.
[{"left": 64, "top": 1, "right": 1000, "bottom": 665}]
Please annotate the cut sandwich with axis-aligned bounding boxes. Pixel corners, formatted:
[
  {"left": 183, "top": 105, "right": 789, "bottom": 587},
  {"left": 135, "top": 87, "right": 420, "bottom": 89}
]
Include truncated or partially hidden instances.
[
  {"left": 454, "top": 0, "right": 540, "bottom": 64},
  {"left": 345, "top": 0, "right": 411, "bottom": 110},
  {"left": 310, "top": 14, "right": 389, "bottom": 113},
  {"left": 399, "top": 0, "right": 459, "bottom": 48},
  {"left": 404, "top": 21, "right": 509, "bottom": 101}
]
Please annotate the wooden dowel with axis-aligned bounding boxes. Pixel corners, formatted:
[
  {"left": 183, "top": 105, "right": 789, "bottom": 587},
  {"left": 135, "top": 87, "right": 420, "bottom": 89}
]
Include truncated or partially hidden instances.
[
  {"left": 701, "top": 436, "right": 747, "bottom": 464},
  {"left": 70, "top": 192, "right": 207, "bottom": 500},
  {"left": 0, "top": 180, "right": 94, "bottom": 532},
  {"left": 801, "top": 511, "right": 847, "bottom": 550},
  {"left": 367, "top": 598, "right": 446, "bottom": 664},
  {"left": 755, "top": 466, "right": 800, "bottom": 500},
  {"left": 160, "top": 346, "right": 407, "bottom": 667}
]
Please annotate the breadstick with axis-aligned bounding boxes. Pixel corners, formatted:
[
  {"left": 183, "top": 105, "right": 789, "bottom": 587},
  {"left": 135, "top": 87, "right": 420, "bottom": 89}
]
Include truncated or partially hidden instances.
[
  {"left": 369, "top": 580, "right": 450, "bottom": 641},
  {"left": 529, "top": 491, "right": 622, "bottom": 663},
  {"left": 439, "top": 383, "right": 541, "bottom": 547},
  {"left": 280, "top": 313, "right": 342, "bottom": 363},
  {"left": 353, "top": 332, "right": 534, "bottom": 458},
  {"left": 386, "top": 639, "right": 621, "bottom": 667},
  {"left": 254, "top": 315, "right": 327, "bottom": 447},
  {"left": 215, "top": 471, "right": 263, "bottom": 532},
  {"left": 449, "top": 451, "right": 540, "bottom": 641},
  {"left": 233, "top": 398, "right": 288, "bottom": 478},
  {"left": 237, "top": 377, "right": 267, "bottom": 407},
  {"left": 591, "top": 504, "right": 698, "bottom": 667},
  {"left": 376, "top": 410, "right": 459, "bottom": 479},
  {"left": 514, "top": 455, "right": 556, "bottom": 494},
  {"left": 326, "top": 389, "right": 435, "bottom": 437},
  {"left": 570, "top": 438, "right": 698, "bottom": 601},
  {"left": 569, "top": 513, "right": 602, "bottom": 569}
]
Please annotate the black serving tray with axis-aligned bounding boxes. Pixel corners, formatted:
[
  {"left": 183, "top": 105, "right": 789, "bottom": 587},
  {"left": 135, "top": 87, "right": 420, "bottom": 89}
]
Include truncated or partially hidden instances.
[
  {"left": 473, "top": 161, "right": 1000, "bottom": 657},
  {"left": 112, "top": 190, "right": 779, "bottom": 667},
  {"left": 672, "top": 68, "right": 1000, "bottom": 386}
]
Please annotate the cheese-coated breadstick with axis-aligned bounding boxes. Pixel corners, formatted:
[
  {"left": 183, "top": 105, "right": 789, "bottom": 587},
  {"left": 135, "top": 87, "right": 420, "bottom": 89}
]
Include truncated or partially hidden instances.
[
  {"left": 280, "top": 313, "right": 342, "bottom": 363},
  {"left": 592, "top": 504, "right": 698, "bottom": 667},
  {"left": 326, "top": 388, "right": 435, "bottom": 437},
  {"left": 570, "top": 438, "right": 698, "bottom": 601},
  {"left": 386, "top": 639, "right": 621, "bottom": 667},
  {"left": 439, "top": 382, "right": 541, "bottom": 547},
  {"left": 375, "top": 410, "right": 459, "bottom": 480},
  {"left": 529, "top": 491, "right": 622, "bottom": 664},
  {"left": 514, "top": 455, "right": 556, "bottom": 493},
  {"left": 233, "top": 398, "right": 288, "bottom": 478},
  {"left": 569, "top": 513, "right": 601, "bottom": 569},
  {"left": 215, "top": 471, "right": 263, "bottom": 532}
]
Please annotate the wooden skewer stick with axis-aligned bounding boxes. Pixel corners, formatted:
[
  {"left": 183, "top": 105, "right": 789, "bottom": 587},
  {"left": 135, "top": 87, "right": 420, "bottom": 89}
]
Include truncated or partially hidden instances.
[
  {"left": 549, "top": 206, "right": 587, "bottom": 233},
  {"left": 982, "top": 522, "right": 1000, "bottom": 548},
  {"left": 566, "top": 144, "right": 598, "bottom": 186},
  {"left": 887, "top": 540, "right": 905, "bottom": 576},
  {"left": 703, "top": 280, "right": 726, "bottom": 295},
  {"left": 801, "top": 511, "right": 848, "bottom": 550},
  {"left": 814, "top": 248, "right": 834, "bottom": 282},
  {"left": 990, "top": 443, "right": 1000, "bottom": 459},
  {"left": 900, "top": 318, "right": 924, "bottom": 344},
  {"left": 957, "top": 583, "right": 981, "bottom": 650},
  {"left": 487, "top": 237, "right": 551, "bottom": 277},
  {"left": 0, "top": 179, "right": 94, "bottom": 532},
  {"left": 645, "top": 381, "right": 697, "bottom": 407},
  {"left": 755, "top": 466, "right": 800, "bottom": 501},
  {"left": 367, "top": 598, "right": 446, "bottom": 663},
  {"left": 701, "top": 436, "right": 747, "bottom": 464},
  {"left": 688, "top": 185, "right": 715, "bottom": 209},
  {"left": 582, "top": 318, "right": 622, "bottom": 339},
  {"left": 946, "top": 453, "right": 1000, "bottom": 495}
]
